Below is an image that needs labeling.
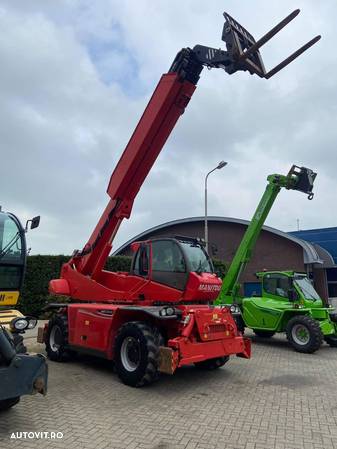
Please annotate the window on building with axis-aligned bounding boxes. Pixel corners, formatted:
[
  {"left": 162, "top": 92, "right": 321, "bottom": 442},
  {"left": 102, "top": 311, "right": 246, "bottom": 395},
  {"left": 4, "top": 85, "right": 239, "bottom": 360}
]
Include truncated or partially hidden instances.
[{"left": 328, "top": 283, "right": 337, "bottom": 298}]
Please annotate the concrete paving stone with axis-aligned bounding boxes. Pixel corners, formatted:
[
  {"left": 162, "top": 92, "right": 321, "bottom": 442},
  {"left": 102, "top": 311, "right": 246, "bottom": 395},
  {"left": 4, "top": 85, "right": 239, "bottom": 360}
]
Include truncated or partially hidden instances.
[
  {"left": 184, "top": 442, "right": 198, "bottom": 449},
  {"left": 1, "top": 331, "right": 337, "bottom": 449},
  {"left": 244, "top": 443, "right": 256, "bottom": 449},
  {"left": 196, "top": 444, "right": 215, "bottom": 449}
]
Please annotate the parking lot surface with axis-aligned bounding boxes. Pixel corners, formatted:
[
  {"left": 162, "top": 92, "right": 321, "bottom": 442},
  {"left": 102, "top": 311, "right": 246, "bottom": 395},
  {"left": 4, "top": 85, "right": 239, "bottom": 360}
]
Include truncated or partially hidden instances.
[{"left": 1, "top": 332, "right": 337, "bottom": 449}]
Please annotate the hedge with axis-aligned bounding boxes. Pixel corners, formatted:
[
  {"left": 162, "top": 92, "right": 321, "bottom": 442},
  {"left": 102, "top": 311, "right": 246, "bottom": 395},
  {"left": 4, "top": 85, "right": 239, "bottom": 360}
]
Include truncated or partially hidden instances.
[
  {"left": 19, "top": 255, "right": 132, "bottom": 317},
  {"left": 212, "top": 259, "right": 227, "bottom": 279},
  {"left": 18, "top": 255, "right": 226, "bottom": 317}
]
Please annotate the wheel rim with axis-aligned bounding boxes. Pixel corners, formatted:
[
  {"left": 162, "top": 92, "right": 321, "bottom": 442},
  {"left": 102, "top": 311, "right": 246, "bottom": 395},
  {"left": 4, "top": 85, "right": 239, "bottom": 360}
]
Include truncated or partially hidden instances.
[
  {"left": 292, "top": 324, "right": 310, "bottom": 345},
  {"left": 120, "top": 337, "right": 141, "bottom": 372},
  {"left": 49, "top": 325, "right": 63, "bottom": 352}
]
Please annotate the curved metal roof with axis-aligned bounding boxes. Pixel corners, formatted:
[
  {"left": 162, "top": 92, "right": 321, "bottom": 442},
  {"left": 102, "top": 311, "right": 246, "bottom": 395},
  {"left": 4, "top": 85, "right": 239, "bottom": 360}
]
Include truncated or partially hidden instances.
[
  {"left": 113, "top": 216, "right": 324, "bottom": 265},
  {"left": 312, "top": 243, "right": 335, "bottom": 267}
]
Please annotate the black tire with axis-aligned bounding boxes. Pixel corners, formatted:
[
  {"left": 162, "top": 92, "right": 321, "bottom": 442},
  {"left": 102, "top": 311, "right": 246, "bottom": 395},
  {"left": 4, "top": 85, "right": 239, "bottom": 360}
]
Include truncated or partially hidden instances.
[
  {"left": 324, "top": 335, "right": 337, "bottom": 347},
  {"left": 253, "top": 330, "right": 275, "bottom": 338},
  {"left": 46, "top": 314, "right": 71, "bottom": 362},
  {"left": 286, "top": 315, "right": 323, "bottom": 353},
  {"left": 195, "top": 356, "right": 229, "bottom": 370},
  {"left": 0, "top": 397, "right": 20, "bottom": 411},
  {"left": 114, "top": 321, "right": 162, "bottom": 387}
]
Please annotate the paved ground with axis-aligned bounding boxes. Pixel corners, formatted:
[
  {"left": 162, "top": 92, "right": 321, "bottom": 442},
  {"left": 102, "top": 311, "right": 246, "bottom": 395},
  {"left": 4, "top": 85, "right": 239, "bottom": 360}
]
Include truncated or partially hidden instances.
[{"left": 1, "top": 332, "right": 337, "bottom": 449}]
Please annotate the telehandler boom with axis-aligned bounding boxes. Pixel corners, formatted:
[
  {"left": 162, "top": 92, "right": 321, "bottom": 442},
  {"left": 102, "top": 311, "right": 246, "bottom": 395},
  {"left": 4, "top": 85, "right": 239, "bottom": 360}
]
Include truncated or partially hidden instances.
[
  {"left": 216, "top": 167, "right": 337, "bottom": 353},
  {"left": 40, "top": 10, "right": 320, "bottom": 385},
  {"left": 217, "top": 165, "right": 316, "bottom": 304}
]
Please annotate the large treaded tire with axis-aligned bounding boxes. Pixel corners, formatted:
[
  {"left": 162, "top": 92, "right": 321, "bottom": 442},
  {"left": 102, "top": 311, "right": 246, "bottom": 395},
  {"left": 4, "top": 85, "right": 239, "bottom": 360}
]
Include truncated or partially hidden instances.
[
  {"left": 114, "top": 321, "right": 162, "bottom": 387},
  {"left": 324, "top": 335, "right": 337, "bottom": 347},
  {"left": 286, "top": 315, "right": 323, "bottom": 353},
  {"left": 195, "top": 356, "right": 229, "bottom": 370},
  {"left": 0, "top": 397, "right": 20, "bottom": 411},
  {"left": 253, "top": 330, "right": 275, "bottom": 338},
  {"left": 46, "top": 314, "right": 72, "bottom": 362}
]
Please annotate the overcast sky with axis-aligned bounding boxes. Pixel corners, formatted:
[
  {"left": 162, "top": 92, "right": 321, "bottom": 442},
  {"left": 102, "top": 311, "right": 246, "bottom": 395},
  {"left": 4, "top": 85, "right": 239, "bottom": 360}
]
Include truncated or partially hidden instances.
[{"left": 1, "top": 1, "right": 336, "bottom": 255}]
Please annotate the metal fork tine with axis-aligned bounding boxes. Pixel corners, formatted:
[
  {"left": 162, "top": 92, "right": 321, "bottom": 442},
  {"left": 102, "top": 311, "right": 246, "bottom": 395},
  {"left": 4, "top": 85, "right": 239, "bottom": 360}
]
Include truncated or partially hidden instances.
[
  {"left": 265, "top": 35, "right": 321, "bottom": 79},
  {"left": 239, "top": 9, "right": 300, "bottom": 62}
]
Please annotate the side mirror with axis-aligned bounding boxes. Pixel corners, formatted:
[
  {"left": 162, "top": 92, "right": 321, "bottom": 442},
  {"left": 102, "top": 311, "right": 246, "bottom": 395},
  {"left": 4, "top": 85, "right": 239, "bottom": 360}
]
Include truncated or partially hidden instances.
[
  {"left": 25, "top": 215, "right": 40, "bottom": 231},
  {"left": 30, "top": 216, "right": 40, "bottom": 230}
]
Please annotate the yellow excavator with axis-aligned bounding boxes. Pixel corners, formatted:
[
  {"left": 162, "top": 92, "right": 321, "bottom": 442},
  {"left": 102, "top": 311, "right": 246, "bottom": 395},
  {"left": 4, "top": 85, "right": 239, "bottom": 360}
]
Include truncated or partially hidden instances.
[
  {"left": 0, "top": 208, "right": 39, "bottom": 331},
  {"left": 0, "top": 207, "right": 47, "bottom": 410}
]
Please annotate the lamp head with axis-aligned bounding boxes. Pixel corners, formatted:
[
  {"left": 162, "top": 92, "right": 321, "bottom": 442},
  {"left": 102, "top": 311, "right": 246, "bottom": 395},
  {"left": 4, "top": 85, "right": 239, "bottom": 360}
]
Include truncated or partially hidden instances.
[{"left": 217, "top": 161, "right": 227, "bottom": 169}]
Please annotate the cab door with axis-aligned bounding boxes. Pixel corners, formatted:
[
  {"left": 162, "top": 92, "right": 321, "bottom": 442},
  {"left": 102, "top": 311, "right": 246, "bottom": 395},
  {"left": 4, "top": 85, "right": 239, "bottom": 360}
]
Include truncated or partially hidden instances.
[
  {"left": 129, "top": 240, "right": 187, "bottom": 301},
  {"left": 150, "top": 239, "right": 188, "bottom": 291},
  {"left": 0, "top": 213, "right": 25, "bottom": 306},
  {"left": 243, "top": 273, "right": 291, "bottom": 329}
]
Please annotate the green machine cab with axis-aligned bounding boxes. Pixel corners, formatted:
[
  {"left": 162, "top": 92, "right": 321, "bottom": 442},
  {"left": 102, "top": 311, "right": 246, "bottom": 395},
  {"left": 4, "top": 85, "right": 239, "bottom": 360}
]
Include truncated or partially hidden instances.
[
  {"left": 242, "top": 270, "right": 337, "bottom": 352},
  {"left": 216, "top": 166, "right": 337, "bottom": 353}
]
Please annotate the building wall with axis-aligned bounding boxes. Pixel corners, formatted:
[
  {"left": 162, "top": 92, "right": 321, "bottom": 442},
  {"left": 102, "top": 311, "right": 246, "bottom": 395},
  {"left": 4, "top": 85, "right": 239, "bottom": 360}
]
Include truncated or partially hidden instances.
[
  {"left": 313, "top": 267, "right": 329, "bottom": 304},
  {"left": 118, "top": 220, "right": 306, "bottom": 285}
]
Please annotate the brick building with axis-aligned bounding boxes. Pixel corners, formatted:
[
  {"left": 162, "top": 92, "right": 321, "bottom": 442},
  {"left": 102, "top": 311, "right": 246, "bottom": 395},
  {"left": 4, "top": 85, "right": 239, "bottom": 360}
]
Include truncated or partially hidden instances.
[{"left": 114, "top": 216, "right": 335, "bottom": 302}]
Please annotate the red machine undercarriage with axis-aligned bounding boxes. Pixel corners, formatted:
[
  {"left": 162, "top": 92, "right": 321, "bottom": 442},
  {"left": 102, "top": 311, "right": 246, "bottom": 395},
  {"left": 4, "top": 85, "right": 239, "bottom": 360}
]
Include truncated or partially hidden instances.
[{"left": 51, "top": 303, "right": 250, "bottom": 374}]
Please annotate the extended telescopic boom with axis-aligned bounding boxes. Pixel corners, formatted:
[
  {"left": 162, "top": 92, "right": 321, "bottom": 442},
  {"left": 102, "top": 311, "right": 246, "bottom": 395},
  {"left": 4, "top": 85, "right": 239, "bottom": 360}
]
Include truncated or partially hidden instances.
[
  {"left": 216, "top": 166, "right": 317, "bottom": 304},
  {"left": 55, "top": 10, "right": 320, "bottom": 298}
]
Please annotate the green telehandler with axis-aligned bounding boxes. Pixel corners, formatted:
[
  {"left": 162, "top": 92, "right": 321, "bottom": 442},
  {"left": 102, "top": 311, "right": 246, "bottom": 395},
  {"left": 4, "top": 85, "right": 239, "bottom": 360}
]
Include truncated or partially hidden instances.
[{"left": 215, "top": 165, "right": 337, "bottom": 353}]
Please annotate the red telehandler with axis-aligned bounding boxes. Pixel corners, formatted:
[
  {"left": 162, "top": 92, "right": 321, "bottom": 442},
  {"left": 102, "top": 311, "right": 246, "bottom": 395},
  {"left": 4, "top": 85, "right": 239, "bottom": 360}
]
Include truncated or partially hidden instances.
[{"left": 39, "top": 10, "right": 320, "bottom": 386}]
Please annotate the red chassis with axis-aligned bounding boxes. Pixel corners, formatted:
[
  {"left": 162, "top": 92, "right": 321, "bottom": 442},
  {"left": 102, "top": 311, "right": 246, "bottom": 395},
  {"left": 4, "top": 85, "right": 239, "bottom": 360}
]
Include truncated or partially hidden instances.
[
  {"left": 42, "top": 303, "right": 250, "bottom": 374},
  {"left": 47, "top": 237, "right": 251, "bottom": 375}
]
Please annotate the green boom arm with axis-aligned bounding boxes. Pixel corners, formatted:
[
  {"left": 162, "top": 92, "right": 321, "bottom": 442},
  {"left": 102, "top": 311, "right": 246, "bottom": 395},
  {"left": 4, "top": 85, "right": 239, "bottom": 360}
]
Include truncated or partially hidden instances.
[{"left": 216, "top": 165, "right": 316, "bottom": 304}]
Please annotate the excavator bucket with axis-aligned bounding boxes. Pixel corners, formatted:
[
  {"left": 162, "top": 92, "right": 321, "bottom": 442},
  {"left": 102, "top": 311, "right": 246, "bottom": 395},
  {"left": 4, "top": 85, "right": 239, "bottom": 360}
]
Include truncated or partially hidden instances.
[
  {"left": 287, "top": 165, "right": 317, "bottom": 199},
  {"left": 222, "top": 9, "right": 321, "bottom": 78}
]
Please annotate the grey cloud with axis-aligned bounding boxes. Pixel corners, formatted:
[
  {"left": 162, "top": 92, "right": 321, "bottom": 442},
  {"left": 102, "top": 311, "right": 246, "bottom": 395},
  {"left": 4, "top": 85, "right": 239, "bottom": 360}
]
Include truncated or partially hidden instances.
[{"left": 0, "top": 0, "right": 336, "bottom": 256}]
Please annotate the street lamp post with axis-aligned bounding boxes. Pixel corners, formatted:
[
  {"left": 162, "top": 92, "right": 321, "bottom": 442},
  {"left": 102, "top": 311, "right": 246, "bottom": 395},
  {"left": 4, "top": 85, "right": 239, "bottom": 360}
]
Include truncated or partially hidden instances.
[{"left": 204, "top": 161, "right": 227, "bottom": 254}]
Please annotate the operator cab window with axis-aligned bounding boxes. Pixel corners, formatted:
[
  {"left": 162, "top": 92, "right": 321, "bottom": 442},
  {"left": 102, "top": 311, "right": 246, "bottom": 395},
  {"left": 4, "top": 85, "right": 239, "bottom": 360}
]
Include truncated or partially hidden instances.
[
  {"left": 263, "top": 274, "right": 291, "bottom": 298},
  {"left": 152, "top": 240, "right": 186, "bottom": 273},
  {"left": 151, "top": 240, "right": 187, "bottom": 291},
  {"left": 0, "top": 213, "right": 24, "bottom": 290},
  {"left": 0, "top": 266, "right": 22, "bottom": 290},
  {"left": 133, "top": 245, "right": 149, "bottom": 277},
  {"left": 180, "top": 241, "right": 212, "bottom": 273},
  {"left": 0, "top": 214, "right": 23, "bottom": 263}
]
